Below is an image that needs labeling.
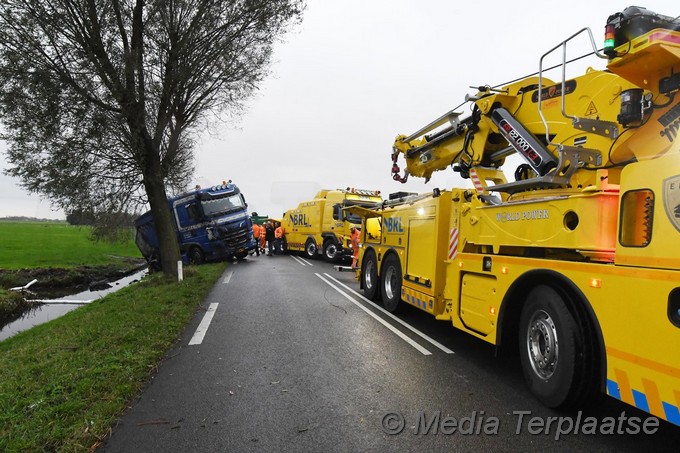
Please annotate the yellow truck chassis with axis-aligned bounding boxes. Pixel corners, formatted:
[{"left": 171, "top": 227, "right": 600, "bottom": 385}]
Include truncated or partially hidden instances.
[{"left": 356, "top": 7, "right": 680, "bottom": 427}]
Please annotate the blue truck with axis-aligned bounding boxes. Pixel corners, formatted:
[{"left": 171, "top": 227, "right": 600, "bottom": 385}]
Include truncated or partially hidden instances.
[{"left": 134, "top": 181, "right": 258, "bottom": 269}]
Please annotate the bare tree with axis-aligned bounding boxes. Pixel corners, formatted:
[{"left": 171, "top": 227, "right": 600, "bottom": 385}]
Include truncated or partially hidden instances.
[{"left": 0, "top": 0, "right": 305, "bottom": 277}]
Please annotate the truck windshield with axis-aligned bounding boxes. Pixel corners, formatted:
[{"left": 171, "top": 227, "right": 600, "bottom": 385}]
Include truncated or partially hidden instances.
[
  {"left": 346, "top": 212, "right": 362, "bottom": 225},
  {"left": 343, "top": 199, "right": 379, "bottom": 225},
  {"left": 201, "top": 194, "right": 245, "bottom": 217}
]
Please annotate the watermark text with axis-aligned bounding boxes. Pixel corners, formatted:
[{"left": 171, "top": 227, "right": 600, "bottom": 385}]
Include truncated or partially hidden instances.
[{"left": 380, "top": 410, "right": 660, "bottom": 440}]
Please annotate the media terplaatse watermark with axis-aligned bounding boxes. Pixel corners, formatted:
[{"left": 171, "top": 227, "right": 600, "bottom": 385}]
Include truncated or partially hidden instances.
[{"left": 381, "top": 410, "right": 660, "bottom": 440}]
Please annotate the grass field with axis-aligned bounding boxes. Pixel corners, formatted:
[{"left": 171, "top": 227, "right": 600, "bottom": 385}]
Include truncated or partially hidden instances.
[
  {"left": 0, "top": 221, "right": 141, "bottom": 269},
  {"left": 0, "top": 262, "right": 227, "bottom": 451},
  {"left": 0, "top": 222, "right": 229, "bottom": 450}
]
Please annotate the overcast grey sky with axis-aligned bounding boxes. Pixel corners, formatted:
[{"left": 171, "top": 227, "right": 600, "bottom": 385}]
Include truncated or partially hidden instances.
[{"left": 0, "top": 0, "right": 675, "bottom": 219}]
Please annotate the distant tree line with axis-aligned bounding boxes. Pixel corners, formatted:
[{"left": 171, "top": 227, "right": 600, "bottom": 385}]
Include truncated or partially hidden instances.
[{"left": 0, "top": 216, "right": 63, "bottom": 223}]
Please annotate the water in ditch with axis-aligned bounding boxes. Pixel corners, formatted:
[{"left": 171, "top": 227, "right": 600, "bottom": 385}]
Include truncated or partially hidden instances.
[{"left": 0, "top": 268, "right": 148, "bottom": 341}]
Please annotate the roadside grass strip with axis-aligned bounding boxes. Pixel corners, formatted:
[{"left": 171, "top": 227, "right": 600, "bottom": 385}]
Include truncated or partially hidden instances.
[{"left": 0, "top": 262, "right": 227, "bottom": 452}]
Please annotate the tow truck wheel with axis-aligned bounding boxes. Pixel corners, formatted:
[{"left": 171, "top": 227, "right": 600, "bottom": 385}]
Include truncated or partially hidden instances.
[
  {"left": 361, "top": 251, "right": 380, "bottom": 301},
  {"left": 380, "top": 254, "right": 402, "bottom": 313},
  {"left": 188, "top": 247, "right": 205, "bottom": 265},
  {"left": 305, "top": 238, "right": 317, "bottom": 259},
  {"left": 323, "top": 240, "right": 340, "bottom": 263},
  {"left": 519, "top": 285, "right": 584, "bottom": 408}
]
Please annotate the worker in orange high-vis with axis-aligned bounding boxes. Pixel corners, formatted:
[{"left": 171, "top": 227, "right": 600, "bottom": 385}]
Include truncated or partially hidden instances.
[
  {"left": 259, "top": 220, "right": 267, "bottom": 253},
  {"left": 260, "top": 227, "right": 267, "bottom": 254},
  {"left": 350, "top": 226, "right": 361, "bottom": 269},
  {"left": 274, "top": 222, "right": 284, "bottom": 255},
  {"left": 252, "top": 222, "right": 261, "bottom": 256}
]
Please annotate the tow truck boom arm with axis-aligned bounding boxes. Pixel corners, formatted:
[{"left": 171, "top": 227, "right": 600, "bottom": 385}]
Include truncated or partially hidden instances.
[{"left": 391, "top": 7, "right": 680, "bottom": 194}]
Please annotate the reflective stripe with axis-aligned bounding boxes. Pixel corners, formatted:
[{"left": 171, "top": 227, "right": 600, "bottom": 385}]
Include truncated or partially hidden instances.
[
  {"left": 607, "top": 376, "right": 680, "bottom": 426},
  {"left": 449, "top": 228, "right": 459, "bottom": 260},
  {"left": 402, "top": 287, "right": 434, "bottom": 311}
]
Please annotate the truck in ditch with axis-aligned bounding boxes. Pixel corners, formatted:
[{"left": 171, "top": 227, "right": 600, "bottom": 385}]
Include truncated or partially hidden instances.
[{"left": 135, "top": 181, "right": 258, "bottom": 268}]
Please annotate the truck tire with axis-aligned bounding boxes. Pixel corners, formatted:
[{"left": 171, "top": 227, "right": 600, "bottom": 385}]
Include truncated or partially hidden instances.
[
  {"left": 361, "top": 250, "right": 380, "bottom": 301},
  {"left": 304, "top": 238, "right": 318, "bottom": 259},
  {"left": 519, "top": 285, "right": 590, "bottom": 408},
  {"left": 148, "top": 251, "right": 162, "bottom": 272},
  {"left": 380, "top": 254, "right": 402, "bottom": 313},
  {"left": 188, "top": 247, "right": 205, "bottom": 265},
  {"left": 323, "top": 239, "right": 340, "bottom": 263}
]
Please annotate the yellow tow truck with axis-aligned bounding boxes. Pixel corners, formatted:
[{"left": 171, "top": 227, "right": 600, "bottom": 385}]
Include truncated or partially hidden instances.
[
  {"left": 354, "top": 6, "right": 680, "bottom": 426},
  {"left": 282, "top": 188, "right": 382, "bottom": 262}
]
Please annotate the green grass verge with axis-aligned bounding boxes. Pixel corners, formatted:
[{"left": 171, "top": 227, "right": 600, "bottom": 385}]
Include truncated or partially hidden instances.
[
  {"left": 0, "top": 222, "right": 140, "bottom": 270},
  {"left": 0, "top": 289, "right": 31, "bottom": 326},
  {"left": 0, "top": 262, "right": 227, "bottom": 452}
]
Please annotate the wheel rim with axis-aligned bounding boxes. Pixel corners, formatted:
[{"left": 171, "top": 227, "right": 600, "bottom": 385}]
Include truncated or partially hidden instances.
[
  {"left": 526, "top": 309, "right": 559, "bottom": 380},
  {"left": 306, "top": 242, "right": 316, "bottom": 256},
  {"left": 364, "top": 258, "right": 375, "bottom": 289},
  {"left": 325, "top": 243, "right": 337, "bottom": 259},
  {"left": 384, "top": 265, "right": 396, "bottom": 300}
]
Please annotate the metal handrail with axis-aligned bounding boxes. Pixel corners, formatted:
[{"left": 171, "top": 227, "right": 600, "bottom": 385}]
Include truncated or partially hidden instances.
[{"left": 537, "top": 27, "right": 609, "bottom": 147}]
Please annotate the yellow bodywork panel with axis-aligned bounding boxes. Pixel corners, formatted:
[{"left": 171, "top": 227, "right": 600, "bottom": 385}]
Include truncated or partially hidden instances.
[
  {"left": 616, "top": 153, "right": 680, "bottom": 269},
  {"left": 283, "top": 201, "right": 322, "bottom": 252},
  {"left": 283, "top": 189, "right": 382, "bottom": 254},
  {"left": 463, "top": 191, "right": 620, "bottom": 257},
  {"left": 405, "top": 217, "right": 436, "bottom": 289},
  {"left": 460, "top": 273, "right": 498, "bottom": 336}
]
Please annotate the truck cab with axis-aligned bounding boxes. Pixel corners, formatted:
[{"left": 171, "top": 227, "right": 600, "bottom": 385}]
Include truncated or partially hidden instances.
[{"left": 135, "top": 181, "right": 258, "bottom": 268}]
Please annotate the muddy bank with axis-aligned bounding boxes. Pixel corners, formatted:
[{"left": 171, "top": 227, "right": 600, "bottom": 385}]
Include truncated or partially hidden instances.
[
  {"left": 0, "top": 258, "right": 147, "bottom": 299},
  {"left": 0, "top": 291, "right": 32, "bottom": 326},
  {"left": 0, "top": 259, "right": 147, "bottom": 329}
]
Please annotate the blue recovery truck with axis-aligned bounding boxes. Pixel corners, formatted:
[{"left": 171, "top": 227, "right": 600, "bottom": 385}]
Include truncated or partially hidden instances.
[{"left": 135, "top": 181, "right": 258, "bottom": 268}]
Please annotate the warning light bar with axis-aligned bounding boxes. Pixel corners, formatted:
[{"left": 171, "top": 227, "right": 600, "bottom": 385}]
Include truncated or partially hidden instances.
[{"left": 604, "top": 24, "right": 616, "bottom": 58}]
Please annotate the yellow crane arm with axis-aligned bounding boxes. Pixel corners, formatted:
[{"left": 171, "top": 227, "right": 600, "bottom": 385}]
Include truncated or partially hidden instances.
[{"left": 390, "top": 7, "right": 680, "bottom": 194}]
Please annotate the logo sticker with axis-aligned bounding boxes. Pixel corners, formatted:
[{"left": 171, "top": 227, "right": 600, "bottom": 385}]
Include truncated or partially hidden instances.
[
  {"left": 663, "top": 175, "right": 680, "bottom": 232},
  {"left": 531, "top": 80, "right": 577, "bottom": 103},
  {"left": 384, "top": 216, "right": 404, "bottom": 233}
]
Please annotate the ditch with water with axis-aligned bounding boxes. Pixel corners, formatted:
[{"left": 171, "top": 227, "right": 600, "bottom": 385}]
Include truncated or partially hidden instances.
[{"left": 0, "top": 268, "right": 148, "bottom": 341}]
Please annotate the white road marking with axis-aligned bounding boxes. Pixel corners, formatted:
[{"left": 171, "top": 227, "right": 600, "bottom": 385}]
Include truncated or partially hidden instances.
[
  {"left": 298, "top": 256, "right": 313, "bottom": 266},
  {"left": 324, "top": 273, "right": 455, "bottom": 354},
  {"left": 315, "top": 273, "right": 432, "bottom": 356},
  {"left": 188, "top": 303, "right": 219, "bottom": 345},
  {"left": 291, "top": 255, "right": 313, "bottom": 266},
  {"left": 222, "top": 272, "right": 233, "bottom": 284}
]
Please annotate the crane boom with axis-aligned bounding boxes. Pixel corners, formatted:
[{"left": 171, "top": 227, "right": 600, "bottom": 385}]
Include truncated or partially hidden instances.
[{"left": 391, "top": 6, "right": 680, "bottom": 199}]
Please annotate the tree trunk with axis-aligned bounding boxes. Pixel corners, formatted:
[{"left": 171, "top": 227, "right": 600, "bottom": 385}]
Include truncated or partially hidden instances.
[{"left": 143, "top": 168, "right": 181, "bottom": 280}]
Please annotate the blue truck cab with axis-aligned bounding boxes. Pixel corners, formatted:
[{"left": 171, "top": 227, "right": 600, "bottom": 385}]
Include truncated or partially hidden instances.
[{"left": 135, "top": 181, "right": 257, "bottom": 268}]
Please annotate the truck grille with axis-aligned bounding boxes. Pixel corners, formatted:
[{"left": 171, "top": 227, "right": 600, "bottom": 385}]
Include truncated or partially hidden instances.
[{"left": 219, "top": 226, "right": 250, "bottom": 248}]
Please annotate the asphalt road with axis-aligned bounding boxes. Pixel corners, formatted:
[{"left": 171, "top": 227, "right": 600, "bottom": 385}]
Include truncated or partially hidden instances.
[{"left": 100, "top": 254, "right": 680, "bottom": 452}]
